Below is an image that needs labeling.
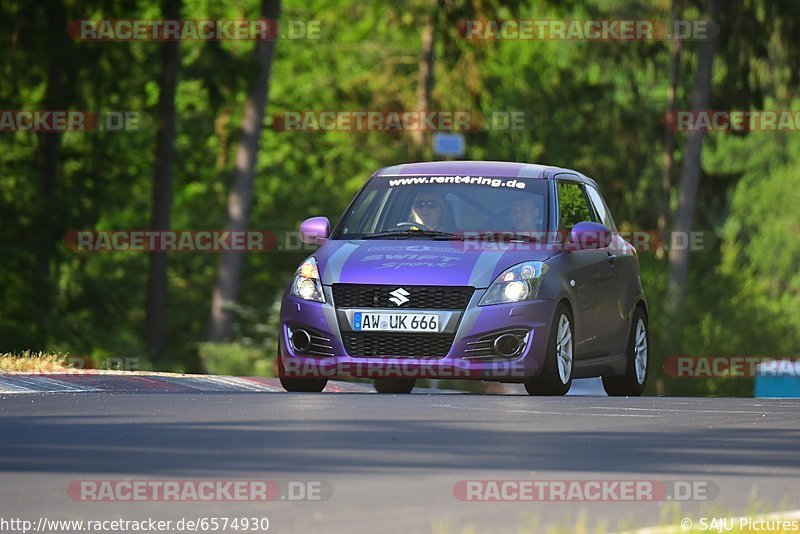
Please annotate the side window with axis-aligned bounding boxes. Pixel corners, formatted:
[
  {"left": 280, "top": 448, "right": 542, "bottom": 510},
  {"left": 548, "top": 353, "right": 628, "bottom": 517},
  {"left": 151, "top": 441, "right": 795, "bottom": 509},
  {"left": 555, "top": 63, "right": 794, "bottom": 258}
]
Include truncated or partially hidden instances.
[
  {"left": 585, "top": 185, "right": 616, "bottom": 230},
  {"left": 556, "top": 181, "right": 593, "bottom": 232},
  {"left": 341, "top": 189, "right": 380, "bottom": 235}
]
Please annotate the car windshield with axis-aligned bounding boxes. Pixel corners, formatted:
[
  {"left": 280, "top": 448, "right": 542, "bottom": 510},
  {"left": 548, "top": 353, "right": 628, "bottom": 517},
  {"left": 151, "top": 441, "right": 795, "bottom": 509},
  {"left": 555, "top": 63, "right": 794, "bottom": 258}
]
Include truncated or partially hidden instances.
[{"left": 333, "top": 177, "right": 548, "bottom": 239}]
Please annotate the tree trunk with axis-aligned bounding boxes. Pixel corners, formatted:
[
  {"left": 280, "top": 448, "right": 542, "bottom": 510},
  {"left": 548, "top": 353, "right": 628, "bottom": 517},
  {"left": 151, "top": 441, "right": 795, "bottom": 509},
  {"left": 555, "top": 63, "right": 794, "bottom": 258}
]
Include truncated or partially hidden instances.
[
  {"left": 208, "top": 0, "right": 281, "bottom": 342},
  {"left": 145, "top": 0, "right": 181, "bottom": 359},
  {"left": 657, "top": 0, "right": 682, "bottom": 258},
  {"left": 36, "top": 32, "right": 63, "bottom": 277},
  {"left": 411, "top": 7, "right": 435, "bottom": 149},
  {"left": 33, "top": 0, "right": 69, "bottom": 347},
  {"left": 665, "top": 0, "right": 720, "bottom": 320}
]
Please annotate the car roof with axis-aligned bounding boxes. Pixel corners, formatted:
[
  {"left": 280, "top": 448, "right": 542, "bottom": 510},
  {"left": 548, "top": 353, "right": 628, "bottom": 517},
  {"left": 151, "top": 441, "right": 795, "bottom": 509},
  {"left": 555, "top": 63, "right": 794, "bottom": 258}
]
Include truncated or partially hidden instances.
[{"left": 373, "top": 160, "right": 598, "bottom": 187}]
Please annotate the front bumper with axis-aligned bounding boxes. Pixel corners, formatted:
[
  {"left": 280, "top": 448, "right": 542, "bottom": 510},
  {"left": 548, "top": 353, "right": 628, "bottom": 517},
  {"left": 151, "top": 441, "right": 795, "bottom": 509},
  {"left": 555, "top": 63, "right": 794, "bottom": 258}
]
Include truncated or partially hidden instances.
[{"left": 279, "top": 287, "right": 557, "bottom": 382}]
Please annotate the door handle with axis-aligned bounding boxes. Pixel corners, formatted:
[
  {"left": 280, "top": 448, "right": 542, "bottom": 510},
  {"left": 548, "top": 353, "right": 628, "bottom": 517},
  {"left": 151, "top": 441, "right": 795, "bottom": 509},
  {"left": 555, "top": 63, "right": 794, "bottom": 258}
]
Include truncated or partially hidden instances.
[{"left": 607, "top": 252, "right": 617, "bottom": 265}]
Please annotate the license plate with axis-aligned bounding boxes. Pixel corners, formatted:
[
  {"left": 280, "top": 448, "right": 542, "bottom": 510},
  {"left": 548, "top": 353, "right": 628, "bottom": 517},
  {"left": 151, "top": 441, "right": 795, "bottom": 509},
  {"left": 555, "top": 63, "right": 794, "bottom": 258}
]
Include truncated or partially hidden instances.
[{"left": 353, "top": 312, "right": 440, "bottom": 333}]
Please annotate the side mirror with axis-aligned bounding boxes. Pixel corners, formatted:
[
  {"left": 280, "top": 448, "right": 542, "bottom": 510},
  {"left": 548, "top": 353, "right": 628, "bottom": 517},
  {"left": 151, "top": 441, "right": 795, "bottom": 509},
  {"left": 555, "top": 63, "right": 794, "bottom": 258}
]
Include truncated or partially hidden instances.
[
  {"left": 299, "top": 216, "right": 330, "bottom": 245},
  {"left": 569, "top": 221, "right": 612, "bottom": 250}
]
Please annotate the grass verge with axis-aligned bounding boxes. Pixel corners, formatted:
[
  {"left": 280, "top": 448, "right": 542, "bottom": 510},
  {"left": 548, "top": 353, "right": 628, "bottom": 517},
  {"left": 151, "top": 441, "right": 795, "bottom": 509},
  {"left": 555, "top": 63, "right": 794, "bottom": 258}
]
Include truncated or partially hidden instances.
[{"left": 0, "top": 351, "right": 72, "bottom": 372}]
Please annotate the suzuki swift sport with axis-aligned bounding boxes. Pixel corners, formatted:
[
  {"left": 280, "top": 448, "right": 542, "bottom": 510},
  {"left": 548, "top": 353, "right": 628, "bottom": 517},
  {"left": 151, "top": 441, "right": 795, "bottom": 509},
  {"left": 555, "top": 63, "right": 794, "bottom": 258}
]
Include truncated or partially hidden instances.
[{"left": 279, "top": 161, "right": 649, "bottom": 396}]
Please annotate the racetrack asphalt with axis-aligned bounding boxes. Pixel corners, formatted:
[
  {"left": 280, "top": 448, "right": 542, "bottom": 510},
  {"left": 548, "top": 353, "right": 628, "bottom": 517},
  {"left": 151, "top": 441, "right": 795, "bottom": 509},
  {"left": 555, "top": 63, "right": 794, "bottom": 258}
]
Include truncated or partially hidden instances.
[{"left": 1, "top": 379, "right": 799, "bottom": 533}]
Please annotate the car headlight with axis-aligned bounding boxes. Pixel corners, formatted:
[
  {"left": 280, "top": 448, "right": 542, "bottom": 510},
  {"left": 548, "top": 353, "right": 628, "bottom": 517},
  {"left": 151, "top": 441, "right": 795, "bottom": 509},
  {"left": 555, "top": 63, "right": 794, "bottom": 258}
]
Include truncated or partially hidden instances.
[
  {"left": 479, "top": 261, "right": 548, "bottom": 306},
  {"left": 290, "top": 257, "right": 325, "bottom": 303}
]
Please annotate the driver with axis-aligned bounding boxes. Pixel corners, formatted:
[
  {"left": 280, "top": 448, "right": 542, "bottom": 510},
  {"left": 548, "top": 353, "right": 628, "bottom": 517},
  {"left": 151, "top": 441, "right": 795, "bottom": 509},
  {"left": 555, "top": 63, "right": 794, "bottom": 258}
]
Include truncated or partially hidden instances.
[{"left": 411, "top": 191, "right": 452, "bottom": 232}]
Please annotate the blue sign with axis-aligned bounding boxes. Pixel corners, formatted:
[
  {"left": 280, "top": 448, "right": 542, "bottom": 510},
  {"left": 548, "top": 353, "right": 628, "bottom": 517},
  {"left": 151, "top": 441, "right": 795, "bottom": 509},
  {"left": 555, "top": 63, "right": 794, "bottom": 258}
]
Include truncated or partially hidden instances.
[
  {"left": 433, "top": 133, "right": 465, "bottom": 157},
  {"left": 755, "top": 360, "right": 800, "bottom": 398}
]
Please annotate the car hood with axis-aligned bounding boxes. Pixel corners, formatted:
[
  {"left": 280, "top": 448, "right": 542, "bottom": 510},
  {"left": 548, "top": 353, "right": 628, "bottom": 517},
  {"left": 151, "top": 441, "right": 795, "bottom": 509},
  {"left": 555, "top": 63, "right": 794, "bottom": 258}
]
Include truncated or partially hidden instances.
[{"left": 315, "top": 239, "right": 556, "bottom": 288}]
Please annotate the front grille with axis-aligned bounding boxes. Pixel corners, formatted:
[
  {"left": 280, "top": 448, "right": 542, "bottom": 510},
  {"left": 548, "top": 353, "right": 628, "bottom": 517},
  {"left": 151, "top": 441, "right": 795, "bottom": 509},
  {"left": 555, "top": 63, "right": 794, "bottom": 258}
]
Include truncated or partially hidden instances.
[
  {"left": 343, "top": 332, "right": 454, "bottom": 358},
  {"left": 333, "top": 284, "right": 474, "bottom": 310}
]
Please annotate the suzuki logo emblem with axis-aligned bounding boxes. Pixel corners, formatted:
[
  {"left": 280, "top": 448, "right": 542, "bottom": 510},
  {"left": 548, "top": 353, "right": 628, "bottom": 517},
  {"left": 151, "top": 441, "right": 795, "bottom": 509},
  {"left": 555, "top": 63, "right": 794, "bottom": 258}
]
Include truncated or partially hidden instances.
[{"left": 388, "top": 287, "right": 410, "bottom": 306}]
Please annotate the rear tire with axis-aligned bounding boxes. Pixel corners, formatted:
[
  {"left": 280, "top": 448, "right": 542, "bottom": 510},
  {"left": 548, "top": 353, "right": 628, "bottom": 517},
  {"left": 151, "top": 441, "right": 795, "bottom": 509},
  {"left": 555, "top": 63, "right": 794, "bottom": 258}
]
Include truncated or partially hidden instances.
[
  {"left": 373, "top": 378, "right": 415, "bottom": 394},
  {"left": 602, "top": 307, "right": 648, "bottom": 396},
  {"left": 525, "top": 303, "right": 573, "bottom": 396}
]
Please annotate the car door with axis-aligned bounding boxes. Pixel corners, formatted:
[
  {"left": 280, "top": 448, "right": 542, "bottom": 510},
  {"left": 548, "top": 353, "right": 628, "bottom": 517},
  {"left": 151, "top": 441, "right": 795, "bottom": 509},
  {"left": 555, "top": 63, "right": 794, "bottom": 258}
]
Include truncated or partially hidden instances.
[
  {"left": 585, "top": 183, "right": 637, "bottom": 354},
  {"left": 584, "top": 183, "right": 628, "bottom": 354},
  {"left": 555, "top": 177, "right": 612, "bottom": 358}
]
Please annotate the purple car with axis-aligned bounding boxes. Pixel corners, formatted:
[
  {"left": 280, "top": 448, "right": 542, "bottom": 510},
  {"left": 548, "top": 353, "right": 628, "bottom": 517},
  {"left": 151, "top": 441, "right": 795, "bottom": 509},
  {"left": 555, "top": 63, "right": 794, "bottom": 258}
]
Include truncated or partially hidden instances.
[{"left": 279, "top": 161, "right": 648, "bottom": 396}]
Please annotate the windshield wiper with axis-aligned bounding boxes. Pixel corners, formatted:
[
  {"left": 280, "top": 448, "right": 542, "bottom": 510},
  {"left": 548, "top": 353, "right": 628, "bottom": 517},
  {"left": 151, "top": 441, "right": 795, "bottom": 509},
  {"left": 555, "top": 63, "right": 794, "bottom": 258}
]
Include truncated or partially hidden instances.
[
  {"left": 361, "top": 229, "right": 458, "bottom": 240},
  {"left": 473, "top": 231, "right": 544, "bottom": 243}
]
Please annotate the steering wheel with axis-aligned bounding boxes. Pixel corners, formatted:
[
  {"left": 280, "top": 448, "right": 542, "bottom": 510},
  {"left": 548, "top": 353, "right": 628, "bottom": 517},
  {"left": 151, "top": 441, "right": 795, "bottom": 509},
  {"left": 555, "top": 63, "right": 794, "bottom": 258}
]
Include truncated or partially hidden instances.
[{"left": 394, "top": 221, "right": 431, "bottom": 232}]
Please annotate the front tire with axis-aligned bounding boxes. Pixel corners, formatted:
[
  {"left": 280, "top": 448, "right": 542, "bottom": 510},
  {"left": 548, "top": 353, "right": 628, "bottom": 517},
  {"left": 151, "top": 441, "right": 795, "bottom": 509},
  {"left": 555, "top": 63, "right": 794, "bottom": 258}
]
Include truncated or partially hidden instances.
[
  {"left": 373, "top": 378, "right": 415, "bottom": 394},
  {"left": 602, "top": 307, "right": 648, "bottom": 396},
  {"left": 277, "top": 341, "right": 328, "bottom": 393},
  {"left": 280, "top": 377, "right": 328, "bottom": 392},
  {"left": 525, "top": 303, "right": 573, "bottom": 396}
]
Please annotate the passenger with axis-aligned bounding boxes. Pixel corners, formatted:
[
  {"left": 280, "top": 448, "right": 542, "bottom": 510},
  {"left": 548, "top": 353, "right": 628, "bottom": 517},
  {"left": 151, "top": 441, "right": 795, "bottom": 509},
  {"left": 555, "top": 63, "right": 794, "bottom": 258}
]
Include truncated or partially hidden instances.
[{"left": 507, "top": 195, "right": 543, "bottom": 232}]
